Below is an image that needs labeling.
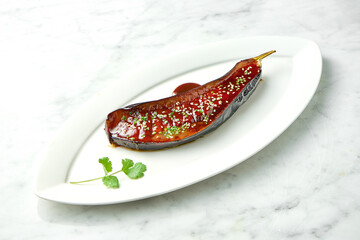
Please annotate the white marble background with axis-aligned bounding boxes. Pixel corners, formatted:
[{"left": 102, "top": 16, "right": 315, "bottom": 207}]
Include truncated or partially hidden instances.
[{"left": 1, "top": 0, "right": 359, "bottom": 239}]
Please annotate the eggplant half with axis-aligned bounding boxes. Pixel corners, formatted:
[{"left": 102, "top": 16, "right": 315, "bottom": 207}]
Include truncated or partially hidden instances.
[{"left": 105, "top": 50, "right": 276, "bottom": 150}]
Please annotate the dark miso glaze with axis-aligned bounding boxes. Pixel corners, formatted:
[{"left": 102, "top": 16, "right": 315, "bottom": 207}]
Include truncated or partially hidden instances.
[{"left": 106, "top": 60, "right": 261, "bottom": 144}]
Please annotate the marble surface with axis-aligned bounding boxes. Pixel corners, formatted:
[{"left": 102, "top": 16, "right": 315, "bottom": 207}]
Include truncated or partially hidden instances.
[{"left": 0, "top": 0, "right": 359, "bottom": 239}]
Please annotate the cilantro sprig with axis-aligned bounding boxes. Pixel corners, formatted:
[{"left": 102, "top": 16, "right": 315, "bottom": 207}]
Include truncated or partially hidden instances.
[{"left": 70, "top": 157, "right": 147, "bottom": 189}]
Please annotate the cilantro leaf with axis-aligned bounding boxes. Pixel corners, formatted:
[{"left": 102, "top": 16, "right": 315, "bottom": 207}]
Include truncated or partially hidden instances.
[
  {"left": 121, "top": 159, "right": 147, "bottom": 179},
  {"left": 121, "top": 158, "right": 134, "bottom": 174},
  {"left": 102, "top": 176, "right": 119, "bottom": 189},
  {"left": 125, "top": 162, "right": 147, "bottom": 179},
  {"left": 99, "top": 157, "right": 112, "bottom": 175},
  {"left": 70, "top": 157, "right": 147, "bottom": 188}
]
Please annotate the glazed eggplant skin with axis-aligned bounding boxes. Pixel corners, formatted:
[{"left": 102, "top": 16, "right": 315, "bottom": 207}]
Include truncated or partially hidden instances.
[{"left": 105, "top": 51, "right": 275, "bottom": 150}]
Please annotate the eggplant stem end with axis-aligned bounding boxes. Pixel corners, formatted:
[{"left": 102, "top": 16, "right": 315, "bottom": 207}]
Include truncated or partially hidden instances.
[{"left": 254, "top": 50, "right": 276, "bottom": 61}]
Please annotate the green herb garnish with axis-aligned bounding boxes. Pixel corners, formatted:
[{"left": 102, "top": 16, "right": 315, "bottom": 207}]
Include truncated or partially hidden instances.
[{"left": 70, "top": 157, "right": 147, "bottom": 189}]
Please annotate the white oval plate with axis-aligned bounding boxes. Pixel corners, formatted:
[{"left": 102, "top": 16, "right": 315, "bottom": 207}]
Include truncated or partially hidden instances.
[{"left": 34, "top": 36, "right": 322, "bottom": 205}]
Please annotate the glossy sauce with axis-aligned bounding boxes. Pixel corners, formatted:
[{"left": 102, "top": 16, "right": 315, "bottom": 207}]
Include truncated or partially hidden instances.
[
  {"left": 107, "top": 62, "right": 260, "bottom": 143},
  {"left": 172, "top": 82, "right": 201, "bottom": 95}
]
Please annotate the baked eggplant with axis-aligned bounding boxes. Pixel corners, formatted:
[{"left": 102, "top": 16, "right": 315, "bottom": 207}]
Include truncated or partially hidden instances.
[{"left": 105, "top": 50, "right": 275, "bottom": 150}]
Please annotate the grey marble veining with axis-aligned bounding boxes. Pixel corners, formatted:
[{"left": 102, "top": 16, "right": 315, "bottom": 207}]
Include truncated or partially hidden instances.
[{"left": 0, "top": 0, "right": 359, "bottom": 239}]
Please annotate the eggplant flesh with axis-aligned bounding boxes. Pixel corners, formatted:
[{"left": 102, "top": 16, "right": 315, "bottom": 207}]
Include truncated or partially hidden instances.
[{"left": 105, "top": 51, "right": 275, "bottom": 150}]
